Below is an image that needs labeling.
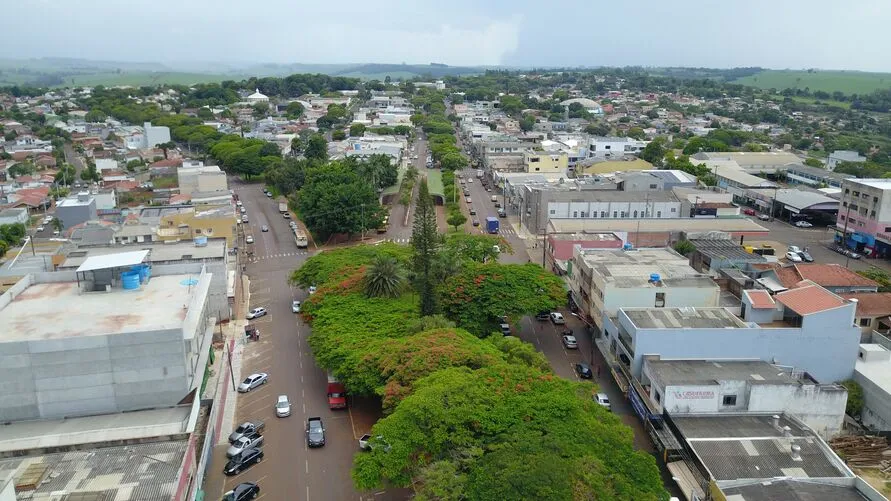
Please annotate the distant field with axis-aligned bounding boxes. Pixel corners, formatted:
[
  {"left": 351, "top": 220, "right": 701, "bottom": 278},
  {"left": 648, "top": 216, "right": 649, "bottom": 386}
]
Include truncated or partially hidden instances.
[
  {"left": 62, "top": 72, "right": 238, "bottom": 87},
  {"left": 336, "top": 70, "right": 428, "bottom": 81},
  {"left": 734, "top": 70, "right": 891, "bottom": 95}
]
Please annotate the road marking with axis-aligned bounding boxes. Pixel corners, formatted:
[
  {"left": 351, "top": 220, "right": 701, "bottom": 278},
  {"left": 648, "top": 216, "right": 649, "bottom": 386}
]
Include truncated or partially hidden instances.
[
  {"left": 301, "top": 375, "right": 304, "bottom": 383},
  {"left": 305, "top": 459, "right": 309, "bottom": 474},
  {"left": 307, "top": 486, "right": 310, "bottom": 501},
  {"left": 348, "top": 401, "right": 360, "bottom": 439},
  {"left": 303, "top": 403, "right": 306, "bottom": 414}
]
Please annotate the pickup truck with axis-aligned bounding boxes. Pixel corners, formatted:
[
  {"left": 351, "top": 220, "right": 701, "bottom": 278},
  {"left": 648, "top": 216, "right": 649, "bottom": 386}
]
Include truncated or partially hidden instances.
[
  {"left": 227, "top": 431, "right": 264, "bottom": 457},
  {"left": 228, "top": 421, "right": 265, "bottom": 444}
]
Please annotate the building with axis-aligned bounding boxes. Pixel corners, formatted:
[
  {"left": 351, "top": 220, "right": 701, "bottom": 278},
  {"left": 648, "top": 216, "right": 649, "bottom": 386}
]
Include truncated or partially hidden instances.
[
  {"left": 841, "top": 293, "right": 891, "bottom": 335},
  {"left": 853, "top": 343, "right": 891, "bottom": 431},
  {"left": 544, "top": 232, "right": 624, "bottom": 273},
  {"left": 56, "top": 192, "right": 97, "bottom": 229},
  {"left": 587, "top": 136, "right": 647, "bottom": 159},
  {"left": 603, "top": 282, "right": 860, "bottom": 383},
  {"left": 837, "top": 179, "right": 891, "bottom": 258},
  {"left": 666, "top": 413, "right": 883, "bottom": 501},
  {"left": 785, "top": 163, "right": 854, "bottom": 188},
  {"left": 688, "top": 237, "right": 768, "bottom": 276},
  {"left": 0, "top": 207, "right": 29, "bottom": 226},
  {"left": 693, "top": 151, "right": 803, "bottom": 174},
  {"left": 95, "top": 158, "right": 119, "bottom": 172},
  {"left": 768, "top": 263, "right": 879, "bottom": 294},
  {"left": 702, "top": 163, "right": 776, "bottom": 192},
  {"left": 141, "top": 205, "right": 236, "bottom": 246},
  {"left": 569, "top": 247, "right": 720, "bottom": 330},
  {"left": 524, "top": 150, "right": 568, "bottom": 173},
  {"left": 828, "top": 150, "right": 867, "bottom": 171},
  {"left": 246, "top": 88, "right": 269, "bottom": 103},
  {"left": 641, "top": 356, "right": 847, "bottom": 437},
  {"left": 547, "top": 217, "right": 770, "bottom": 249},
  {"left": 143, "top": 121, "right": 171, "bottom": 149},
  {"left": 177, "top": 163, "right": 228, "bottom": 195},
  {"left": 92, "top": 188, "right": 118, "bottom": 210},
  {"left": 0, "top": 251, "right": 214, "bottom": 421}
]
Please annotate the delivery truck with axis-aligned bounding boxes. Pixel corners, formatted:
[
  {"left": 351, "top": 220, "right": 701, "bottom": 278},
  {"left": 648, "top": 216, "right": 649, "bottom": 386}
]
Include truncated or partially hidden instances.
[
  {"left": 278, "top": 202, "right": 288, "bottom": 213},
  {"left": 486, "top": 216, "right": 499, "bottom": 234},
  {"left": 476, "top": 169, "right": 483, "bottom": 179}
]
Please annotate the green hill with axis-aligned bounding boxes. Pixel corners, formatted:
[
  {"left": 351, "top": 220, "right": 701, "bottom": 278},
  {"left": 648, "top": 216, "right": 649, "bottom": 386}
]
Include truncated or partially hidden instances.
[{"left": 733, "top": 69, "right": 891, "bottom": 95}]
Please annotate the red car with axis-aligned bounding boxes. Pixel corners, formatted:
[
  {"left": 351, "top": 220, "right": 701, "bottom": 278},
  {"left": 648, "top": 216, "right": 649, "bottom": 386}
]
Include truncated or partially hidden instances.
[{"left": 743, "top": 208, "right": 756, "bottom": 216}]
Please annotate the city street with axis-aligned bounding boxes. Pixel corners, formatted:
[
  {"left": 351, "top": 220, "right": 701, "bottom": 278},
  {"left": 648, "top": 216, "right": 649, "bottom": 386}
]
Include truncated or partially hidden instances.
[
  {"left": 380, "top": 138, "right": 426, "bottom": 244},
  {"left": 203, "top": 180, "right": 407, "bottom": 501},
  {"left": 454, "top": 167, "right": 529, "bottom": 264}
]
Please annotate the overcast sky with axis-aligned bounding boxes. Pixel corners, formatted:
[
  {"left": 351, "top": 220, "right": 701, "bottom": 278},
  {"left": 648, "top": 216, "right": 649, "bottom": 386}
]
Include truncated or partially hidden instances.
[{"left": 3, "top": 0, "right": 890, "bottom": 71}]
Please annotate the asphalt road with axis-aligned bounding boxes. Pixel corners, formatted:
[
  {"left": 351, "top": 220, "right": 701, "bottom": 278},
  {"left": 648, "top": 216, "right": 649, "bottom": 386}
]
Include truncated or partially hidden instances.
[
  {"left": 206, "top": 180, "right": 407, "bottom": 501},
  {"left": 380, "top": 138, "right": 427, "bottom": 244}
]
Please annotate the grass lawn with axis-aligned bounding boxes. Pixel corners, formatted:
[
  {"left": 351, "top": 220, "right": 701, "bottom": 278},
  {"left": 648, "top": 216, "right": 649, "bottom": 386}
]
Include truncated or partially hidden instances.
[{"left": 736, "top": 70, "right": 891, "bottom": 95}]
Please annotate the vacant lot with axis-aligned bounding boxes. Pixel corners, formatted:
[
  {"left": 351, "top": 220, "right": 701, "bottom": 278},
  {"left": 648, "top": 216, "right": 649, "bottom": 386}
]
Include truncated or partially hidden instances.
[{"left": 735, "top": 70, "right": 891, "bottom": 95}]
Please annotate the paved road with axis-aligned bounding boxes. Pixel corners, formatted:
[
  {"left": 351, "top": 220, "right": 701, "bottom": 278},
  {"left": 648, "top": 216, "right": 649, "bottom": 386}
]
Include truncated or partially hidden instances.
[
  {"left": 62, "top": 142, "right": 85, "bottom": 175},
  {"left": 380, "top": 137, "right": 427, "bottom": 244},
  {"left": 204, "top": 180, "right": 407, "bottom": 501},
  {"left": 455, "top": 167, "right": 528, "bottom": 264}
]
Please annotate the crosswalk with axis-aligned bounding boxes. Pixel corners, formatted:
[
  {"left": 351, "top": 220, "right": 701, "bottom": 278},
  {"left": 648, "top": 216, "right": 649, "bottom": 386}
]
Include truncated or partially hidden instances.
[
  {"left": 248, "top": 251, "right": 310, "bottom": 263},
  {"left": 384, "top": 237, "right": 411, "bottom": 244}
]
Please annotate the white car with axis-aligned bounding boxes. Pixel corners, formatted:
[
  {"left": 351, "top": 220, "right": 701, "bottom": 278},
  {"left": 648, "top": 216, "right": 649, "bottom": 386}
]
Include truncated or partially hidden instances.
[
  {"left": 308, "top": 285, "right": 317, "bottom": 295},
  {"left": 236, "top": 201, "right": 243, "bottom": 207},
  {"left": 275, "top": 395, "right": 291, "bottom": 417},
  {"left": 292, "top": 300, "right": 301, "bottom": 313},
  {"left": 246, "top": 235, "right": 254, "bottom": 244},
  {"left": 787, "top": 245, "right": 802, "bottom": 254},
  {"left": 36, "top": 225, "right": 44, "bottom": 232},
  {"left": 594, "top": 393, "right": 611, "bottom": 411},
  {"left": 550, "top": 312, "right": 565, "bottom": 325},
  {"left": 237, "top": 373, "right": 268, "bottom": 392},
  {"left": 246, "top": 307, "right": 267, "bottom": 319},
  {"left": 785, "top": 251, "right": 803, "bottom": 263},
  {"left": 794, "top": 220, "right": 813, "bottom": 228}
]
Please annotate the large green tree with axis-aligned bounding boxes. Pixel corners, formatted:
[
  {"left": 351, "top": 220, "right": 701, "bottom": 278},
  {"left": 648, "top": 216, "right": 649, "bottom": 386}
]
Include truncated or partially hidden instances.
[
  {"left": 411, "top": 179, "right": 441, "bottom": 316},
  {"left": 297, "top": 161, "right": 384, "bottom": 239},
  {"left": 304, "top": 133, "right": 329, "bottom": 162},
  {"left": 640, "top": 136, "right": 667, "bottom": 167},
  {"left": 364, "top": 256, "right": 406, "bottom": 298}
]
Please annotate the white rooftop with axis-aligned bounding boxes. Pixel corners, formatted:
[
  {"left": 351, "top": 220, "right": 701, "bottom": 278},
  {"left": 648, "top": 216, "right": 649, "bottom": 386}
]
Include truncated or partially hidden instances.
[
  {"left": 0, "top": 274, "right": 199, "bottom": 341},
  {"left": 855, "top": 344, "right": 891, "bottom": 392},
  {"left": 850, "top": 178, "right": 891, "bottom": 190},
  {"left": 76, "top": 249, "right": 150, "bottom": 272}
]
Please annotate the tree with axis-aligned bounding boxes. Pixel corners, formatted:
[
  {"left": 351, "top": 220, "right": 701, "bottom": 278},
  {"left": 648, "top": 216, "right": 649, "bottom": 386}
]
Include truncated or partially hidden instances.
[
  {"left": 364, "top": 256, "right": 406, "bottom": 298},
  {"left": 54, "top": 164, "right": 76, "bottom": 185},
  {"left": 639, "top": 137, "right": 667, "bottom": 167},
  {"left": 446, "top": 210, "right": 467, "bottom": 231},
  {"left": 840, "top": 379, "right": 863, "bottom": 417},
  {"left": 519, "top": 114, "right": 536, "bottom": 132},
  {"left": 304, "top": 134, "right": 328, "bottom": 162},
  {"left": 51, "top": 217, "right": 64, "bottom": 234},
  {"left": 252, "top": 102, "right": 269, "bottom": 119},
  {"left": 196, "top": 107, "right": 214, "bottom": 120},
  {"left": 411, "top": 179, "right": 441, "bottom": 316},
  {"left": 584, "top": 122, "right": 610, "bottom": 136},
  {"left": 285, "top": 101, "right": 305, "bottom": 119},
  {"left": 440, "top": 152, "right": 468, "bottom": 171},
  {"left": 297, "top": 161, "right": 383, "bottom": 239},
  {"left": 673, "top": 240, "right": 696, "bottom": 256},
  {"left": 0, "top": 223, "right": 26, "bottom": 247},
  {"left": 857, "top": 268, "right": 891, "bottom": 292},
  {"left": 332, "top": 130, "right": 346, "bottom": 141},
  {"left": 7, "top": 162, "right": 35, "bottom": 178},
  {"left": 627, "top": 127, "right": 646, "bottom": 140},
  {"left": 84, "top": 110, "right": 107, "bottom": 123},
  {"left": 804, "top": 157, "right": 824, "bottom": 168},
  {"left": 158, "top": 141, "right": 177, "bottom": 159},
  {"left": 349, "top": 123, "right": 366, "bottom": 137}
]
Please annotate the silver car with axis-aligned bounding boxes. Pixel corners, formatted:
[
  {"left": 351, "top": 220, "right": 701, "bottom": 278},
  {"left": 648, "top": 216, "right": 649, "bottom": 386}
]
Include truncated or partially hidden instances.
[
  {"left": 562, "top": 335, "right": 578, "bottom": 349},
  {"left": 227, "top": 431, "right": 264, "bottom": 457},
  {"left": 275, "top": 395, "right": 291, "bottom": 417},
  {"left": 594, "top": 393, "right": 611, "bottom": 411},
  {"left": 237, "top": 373, "right": 268, "bottom": 392}
]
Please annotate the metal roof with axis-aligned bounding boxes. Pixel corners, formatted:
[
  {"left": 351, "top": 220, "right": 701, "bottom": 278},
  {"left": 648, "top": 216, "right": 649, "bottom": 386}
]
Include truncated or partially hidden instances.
[{"left": 75, "top": 250, "right": 149, "bottom": 273}]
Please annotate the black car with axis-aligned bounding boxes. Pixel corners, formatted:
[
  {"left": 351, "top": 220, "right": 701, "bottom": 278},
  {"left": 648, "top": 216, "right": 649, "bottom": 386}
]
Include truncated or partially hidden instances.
[
  {"left": 306, "top": 417, "right": 326, "bottom": 447},
  {"left": 535, "top": 311, "right": 550, "bottom": 321},
  {"left": 575, "top": 363, "right": 593, "bottom": 379},
  {"left": 499, "top": 322, "right": 512, "bottom": 336},
  {"left": 223, "top": 448, "right": 264, "bottom": 476},
  {"left": 223, "top": 482, "right": 260, "bottom": 500},
  {"left": 498, "top": 209, "right": 507, "bottom": 218}
]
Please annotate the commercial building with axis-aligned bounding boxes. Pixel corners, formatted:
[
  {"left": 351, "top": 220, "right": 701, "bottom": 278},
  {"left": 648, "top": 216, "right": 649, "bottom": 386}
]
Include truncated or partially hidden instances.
[
  {"left": 547, "top": 217, "right": 770, "bottom": 248},
  {"left": 641, "top": 356, "right": 847, "bottom": 437},
  {"left": 55, "top": 192, "right": 97, "bottom": 230},
  {"left": 687, "top": 237, "right": 768, "bottom": 276},
  {"left": 828, "top": 150, "right": 867, "bottom": 171},
  {"left": 141, "top": 205, "right": 237, "bottom": 246},
  {"left": 785, "top": 163, "right": 854, "bottom": 188},
  {"left": 837, "top": 179, "right": 891, "bottom": 258},
  {"left": 569, "top": 247, "right": 719, "bottom": 330},
  {"left": 0, "top": 250, "right": 214, "bottom": 421},
  {"left": 692, "top": 151, "right": 803, "bottom": 174},
  {"left": 142, "top": 122, "right": 171, "bottom": 149},
  {"left": 603, "top": 282, "right": 861, "bottom": 383},
  {"left": 177, "top": 163, "right": 228, "bottom": 195},
  {"left": 524, "top": 150, "right": 568, "bottom": 174},
  {"left": 587, "top": 136, "right": 647, "bottom": 159}
]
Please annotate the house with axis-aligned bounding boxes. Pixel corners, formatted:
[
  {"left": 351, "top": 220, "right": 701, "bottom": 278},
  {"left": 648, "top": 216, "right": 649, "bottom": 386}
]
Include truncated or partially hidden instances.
[
  {"left": 827, "top": 150, "right": 867, "bottom": 171},
  {"left": 767, "top": 263, "right": 878, "bottom": 294},
  {"left": 840, "top": 292, "right": 891, "bottom": 335},
  {"left": 0, "top": 208, "right": 29, "bottom": 226}
]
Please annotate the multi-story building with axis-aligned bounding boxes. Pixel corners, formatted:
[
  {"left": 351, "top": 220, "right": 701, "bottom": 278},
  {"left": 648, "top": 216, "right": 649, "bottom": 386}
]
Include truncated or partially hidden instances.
[
  {"left": 524, "top": 150, "right": 568, "bottom": 174},
  {"left": 837, "top": 178, "right": 891, "bottom": 257},
  {"left": 56, "top": 192, "right": 97, "bottom": 230},
  {"left": 853, "top": 343, "right": 891, "bottom": 431},
  {"left": 0, "top": 250, "right": 214, "bottom": 421},
  {"left": 177, "top": 163, "right": 228, "bottom": 195},
  {"left": 588, "top": 136, "right": 647, "bottom": 160},
  {"left": 139, "top": 205, "right": 237, "bottom": 246},
  {"left": 569, "top": 247, "right": 720, "bottom": 330}
]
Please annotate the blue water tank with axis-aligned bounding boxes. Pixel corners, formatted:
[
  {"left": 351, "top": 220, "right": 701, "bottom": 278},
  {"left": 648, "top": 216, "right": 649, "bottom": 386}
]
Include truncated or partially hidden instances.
[
  {"left": 650, "top": 273, "right": 661, "bottom": 282},
  {"left": 623, "top": 243, "right": 633, "bottom": 250},
  {"left": 121, "top": 271, "right": 141, "bottom": 290}
]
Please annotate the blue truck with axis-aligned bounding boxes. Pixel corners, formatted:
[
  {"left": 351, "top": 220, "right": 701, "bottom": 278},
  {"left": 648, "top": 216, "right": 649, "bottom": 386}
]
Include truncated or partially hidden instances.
[{"left": 486, "top": 216, "right": 499, "bottom": 234}]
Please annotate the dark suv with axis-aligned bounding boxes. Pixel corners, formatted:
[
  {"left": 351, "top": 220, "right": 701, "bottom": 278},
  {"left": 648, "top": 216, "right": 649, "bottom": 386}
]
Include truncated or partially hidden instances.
[
  {"left": 223, "top": 448, "right": 264, "bottom": 476},
  {"left": 306, "top": 417, "right": 326, "bottom": 447},
  {"left": 223, "top": 482, "right": 260, "bottom": 500},
  {"left": 535, "top": 311, "right": 550, "bottom": 321}
]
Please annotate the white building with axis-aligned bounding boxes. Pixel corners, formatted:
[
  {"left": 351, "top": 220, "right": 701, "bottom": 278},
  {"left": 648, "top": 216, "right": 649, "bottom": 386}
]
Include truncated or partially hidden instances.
[
  {"left": 588, "top": 136, "right": 648, "bottom": 159},
  {"left": 853, "top": 343, "right": 891, "bottom": 431},
  {"left": 177, "top": 164, "right": 228, "bottom": 195},
  {"left": 246, "top": 88, "right": 269, "bottom": 103},
  {"left": 95, "top": 158, "right": 119, "bottom": 172},
  {"left": 603, "top": 284, "right": 861, "bottom": 385},
  {"left": 641, "top": 357, "right": 847, "bottom": 438},
  {"left": 828, "top": 150, "right": 867, "bottom": 171},
  {"left": 569, "top": 247, "right": 720, "bottom": 330},
  {"left": 143, "top": 122, "right": 171, "bottom": 149}
]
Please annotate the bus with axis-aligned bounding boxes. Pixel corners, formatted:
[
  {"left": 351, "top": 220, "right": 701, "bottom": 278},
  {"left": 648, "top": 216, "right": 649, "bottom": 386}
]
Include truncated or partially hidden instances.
[{"left": 294, "top": 229, "right": 308, "bottom": 248}]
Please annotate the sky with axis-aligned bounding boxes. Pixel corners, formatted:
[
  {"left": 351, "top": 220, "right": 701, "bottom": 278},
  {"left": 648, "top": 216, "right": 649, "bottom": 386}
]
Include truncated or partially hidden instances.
[{"left": 3, "top": 0, "right": 890, "bottom": 72}]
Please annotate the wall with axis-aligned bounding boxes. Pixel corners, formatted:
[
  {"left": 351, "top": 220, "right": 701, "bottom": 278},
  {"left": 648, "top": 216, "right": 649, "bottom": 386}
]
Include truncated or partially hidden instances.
[
  {"left": 160, "top": 211, "right": 235, "bottom": 246},
  {"left": 853, "top": 370, "right": 891, "bottom": 431},
  {"left": 0, "top": 475, "right": 14, "bottom": 501},
  {"left": 0, "top": 208, "right": 29, "bottom": 225},
  {"left": 57, "top": 199, "right": 97, "bottom": 229},
  {"left": 525, "top": 152, "right": 568, "bottom": 173},
  {"left": 748, "top": 384, "right": 847, "bottom": 437},
  {"left": 602, "top": 285, "right": 720, "bottom": 325}
]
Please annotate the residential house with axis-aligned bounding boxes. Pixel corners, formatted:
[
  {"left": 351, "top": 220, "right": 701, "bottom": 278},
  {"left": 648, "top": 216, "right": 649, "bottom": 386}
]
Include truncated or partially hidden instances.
[
  {"left": 56, "top": 192, "right": 98, "bottom": 230},
  {"left": 0, "top": 208, "right": 29, "bottom": 226},
  {"left": 840, "top": 293, "right": 891, "bottom": 335}
]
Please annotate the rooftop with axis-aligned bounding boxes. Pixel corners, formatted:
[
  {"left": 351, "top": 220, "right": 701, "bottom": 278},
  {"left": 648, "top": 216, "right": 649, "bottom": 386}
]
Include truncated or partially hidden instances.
[
  {"left": 644, "top": 358, "right": 816, "bottom": 386},
  {"left": 712, "top": 165, "right": 777, "bottom": 188},
  {"left": 848, "top": 178, "right": 891, "bottom": 190},
  {"left": 785, "top": 163, "right": 855, "bottom": 181},
  {"left": 0, "top": 274, "right": 201, "bottom": 341},
  {"left": 775, "top": 283, "right": 850, "bottom": 315},
  {"left": 577, "top": 248, "right": 716, "bottom": 288},
  {"left": 719, "top": 479, "right": 872, "bottom": 501},
  {"left": 59, "top": 240, "right": 227, "bottom": 270},
  {"left": 690, "top": 238, "right": 768, "bottom": 264},
  {"left": 745, "top": 289, "right": 776, "bottom": 309},
  {"left": 773, "top": 263, "right": 878, "bottom": 289},
  {"left": 549, "top": 217, "right": 770, "bottom": 235},
  {"left": 749, "top": 188, "right": 838, "bottom": 211},
  {"left": 623, "top": 307, "right": 749, "bottom": 329},
  {"left": 0, "top": 440, "right": 188, "bottom": 500},
  {"left": 699, "top": 151, "right": 803, "bottom": 167},
  {"left": 856, "top": 344, "right": 891, "bottom": 393},
  {"left": 840, "top": 292, "right": 891, "bottom": 317}
]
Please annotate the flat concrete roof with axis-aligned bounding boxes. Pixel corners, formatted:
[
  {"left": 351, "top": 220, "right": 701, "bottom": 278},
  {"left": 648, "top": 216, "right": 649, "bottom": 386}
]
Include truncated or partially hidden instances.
[
  {"left": 0, "top": 439, "right": 188, "bottom": 500},
  {"left": 624, "top": 307, "right": 749, "bottom": 329},
  {"left": 855, "top": 344, "right": 891, "bottom": 393},
  {"left": 0, "top": 406, "right": 190, "bottom": 453},
  {"left": 59, "top": 240, "right": 227, "bottom": 270},
  {"left": 577, "top": 248, "right": 716, "bottom": 288},
  {"left": 0, "top": 274, "right": 199, "bottom": 341},
  {"left": 847, "top": 178, "right": 891, "bottom": 190},
  {"left": 645, "top": 358, "right": 815, "bottom": 386},
  {"left": 549, "top": 217, "right": 770, "bottom": 235}
]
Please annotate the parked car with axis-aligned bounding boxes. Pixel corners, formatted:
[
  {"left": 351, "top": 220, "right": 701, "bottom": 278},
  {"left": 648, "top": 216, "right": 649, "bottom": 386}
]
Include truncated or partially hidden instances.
[
  {"left": 261, "top": 225, "right": 269, "bottom": 232},
  {"left": 292, "top": 300, "right": 301, "bottom": 313},
  {"left": 536, "top": 311, "right": 550, "bottom": 321},
  {"left": 498, "top": 209, "right": 506, "bottom": 218},
  {"left": 245, "top": 235, "right": 254, "bottom": 244},
  {"left": 308, "top": 285, "right": 317, "bottom": 295},
  {"left": 306, "top": 417, "right": 326, "bottom": 447},
  {"left": 223, "top": 448, "right": 264, "bottom": 476},
  {"left": 743, "top": 208, "right": 756, "bottom": 216},
  {"left": 465, "top": 197, "right": 472, "bottom": 203},
  {"left": 594, "top": 393, "right": 611, "bottom": 411},
  {"left": 575, "top": 363, "right": 593, "bottom": 379},
  {"left": 223, "top": 482, "right": 260, "bottom": 501},
  {"left": 472, "top": 218, "right": 480, "bottom": 226},
  {"left": 237, "top": 373, "right": 268, "bottom": 393},
  {"left": 797, "top": 250, "right": 814, "bottom": 262},
  {"left": 275, "top": 394, "right": 291, "bottom": 417},
  {"left": 835, "top": 246, "right": 862, "bottom": 259},
  {"left": 785, "top": 251, "right": 803, "bottom": 263},
  {"left": 550, "top": 312, "right": 565, "bottom": 324},
  {"left": 227, "top": 431, "right": 264, "bottom": 457},
  {"left": 283, "top": 212, "right": 291, "bottom": 219},
  {"left": 469, "top": 208, "right": 477, "bottom": 215},
  {"left": 787, "top": 245, "right": 802, "bottom": 253},
  {"left": 266, "top": 192, "right": 273, "bottom": 198},
  {"left": 757, "top": 213, "right": 770, "bottom": 221},
  {"left": 228, "top": 421, "right": 265, "bottom": 444},
  {"left": 794, "top": 220, "right": 813, "bottom": 228},
  {"left": 36, "top": 225, "right": 44, "bottom": 232},
  {"left": 246, "top": 307, "right": 267, "bottom": 319},
  {"left": 562, "top": 335, "right": 578, "bottom": 349}
]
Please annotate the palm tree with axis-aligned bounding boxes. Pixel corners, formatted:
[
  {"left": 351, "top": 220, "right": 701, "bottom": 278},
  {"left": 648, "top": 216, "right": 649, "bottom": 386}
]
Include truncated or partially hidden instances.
[{"left": 364, "top": 256, "right": 405, "bottom": 298}]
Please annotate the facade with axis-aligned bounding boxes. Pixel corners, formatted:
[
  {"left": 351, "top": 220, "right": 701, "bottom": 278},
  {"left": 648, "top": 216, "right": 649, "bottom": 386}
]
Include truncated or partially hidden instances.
[
  {"left": 56, "top": 192, "right": 98, "bottom": 229},
  {"left": 693, "top": 151, "right": 803, "bottom": 174},
  {"left": 147, "top": 205, "right": 236, "bottom": 246},
  {"left": 524, "top": 151, "right": 568, "bottom": 173},
  {"left": 0, "top": 207, "right": 29, "bottom": 226},
  {"left": 828, "top": 150, "right": 867, "bottom": 171},
  {"left": 587, "top": 136, "right": 647, "bottom": 159},
  {"left": 853, "top": 343, "right": 891, "bottom": 431},
  {"left": 548, "top": 217, "right": 770, "bottom": 249},
  {"left": 569, "top": 247, "right": 720, "bottom": 330},
  {"left": 785, "top": 163, "right": 854, "bottom": 188},
  {"left": 837, "top": 179, "right": 891, "bottom": 258},
  {"left": 603, "top": 283, "right": 860, "bottom": 383},
  {"left": 93, "top": 188, "right": 118, "bottom": 210},
  {"left": 0, "top": 255, "right": 214, "bottom": 421},
  {"left": 641, "top": 357, "right": 847, "bottom": 437},
  {"left": 177, "top": 164, "right": 228, "bottom": 195}
]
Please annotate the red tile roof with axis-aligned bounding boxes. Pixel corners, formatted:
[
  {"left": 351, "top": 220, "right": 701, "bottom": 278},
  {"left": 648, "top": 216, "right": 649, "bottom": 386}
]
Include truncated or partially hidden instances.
[
  {"left": 775, "top": 282, "right": 849, "bottom": 315},
  {"left": 771, "top": 263, "right": 878, "bottom": 289},
  {"left": 150, "top": 158, "right": 180, "bottom": 168},
  {"left": 840, "top": 293, "right": 891, "bottom": 318},
  {"left": 745, "top": 290, "right": 775, "bottom": 309}
]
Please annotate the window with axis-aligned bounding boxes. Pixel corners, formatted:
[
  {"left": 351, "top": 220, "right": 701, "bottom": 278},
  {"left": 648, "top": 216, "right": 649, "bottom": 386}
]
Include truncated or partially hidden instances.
[
  {"left": 885, "top": 226, "right": 891, "bottom": 232},
  {"left": 722, "top": 395, "right": 737, "bottom": 406},
  {"left": 194, "top": 229, "right": 202, "bottom": 234},
  {"left": 620, "top": 211, "right": 626, "bottom": 218},
  {"left": 860, "top": 318, "right": 871, "bottom": 327},
  {"left": 605, "top": 145, "right": 611, "bottom": 150},
  {"left": 534, "top": 168, "right": 540, "bottom": 171},
  {"left": 591, "top": 211, "right": 597, "bottom": 218},
  {"left": 649, "top": 184, "right": 658, "bottom": 189},
  {"left": 549, "top": 209, "right": 556, "bottom": 215},
  {"left": 655, "top": 292, "right": 665, "bottom": 307},
  {"left": 529, "top": 157, "right": 540, "bottom": 162},
  {"left": 573, "top": 211, "right": 578, "bottom": 218},
  {"left": 671, "top": 207, "right": 676, "bottom": 213},
  {"left": 657, "top": 211, "right": 662, "bottom": 217},
  {"left": 853, "top": 191, "right": 860, "bottom": 197},
  {"left": 613, "top": 211, "right": 618, "bottom": 218},
  {"left": 633, "top": 210, "right": 638, "bottom": 218}
]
